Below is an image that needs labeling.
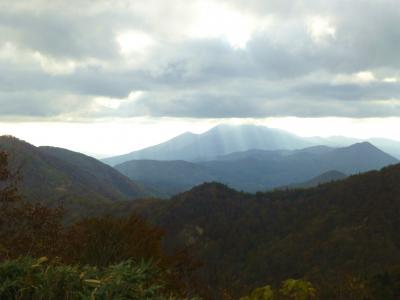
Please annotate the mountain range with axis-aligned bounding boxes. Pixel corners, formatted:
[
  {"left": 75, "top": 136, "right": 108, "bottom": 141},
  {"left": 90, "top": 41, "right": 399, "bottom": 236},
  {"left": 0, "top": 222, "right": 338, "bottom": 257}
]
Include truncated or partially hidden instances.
[
  {"left": 2, "top": 126, "right": 399, "bottom": 202},
  {"left": 103, "top": 124, "right": 400, "bottom": 165},
  {"left": 2, "top": 132, "right": 400, "bottom": 298},
  {"left": 115, "top": 142, "right": 398, "bottom": 195},
  {"left": 102, "top": 124, "right": 314, "bottom": 165}
]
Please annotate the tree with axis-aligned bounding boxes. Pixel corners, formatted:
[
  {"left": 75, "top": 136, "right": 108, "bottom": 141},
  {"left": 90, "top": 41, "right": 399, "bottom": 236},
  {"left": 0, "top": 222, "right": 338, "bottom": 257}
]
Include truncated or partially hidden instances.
[
  {"left": 280, "top": 279, "right": 317, "bottom": 300},
  {"left": 368, "top": 269, "right": 400, "bottom": 300},
  {"left": 63, "top": 214, "right": 164, "bottom": 267},
  {"left": 0, "top": 151, "right": 202, "bottom": 297},
  {"left": 0, "top": 151, "right": 65, "bottom": 260},
  {"left": 240, "top": 279, "right": 317, "bottom": 300}
]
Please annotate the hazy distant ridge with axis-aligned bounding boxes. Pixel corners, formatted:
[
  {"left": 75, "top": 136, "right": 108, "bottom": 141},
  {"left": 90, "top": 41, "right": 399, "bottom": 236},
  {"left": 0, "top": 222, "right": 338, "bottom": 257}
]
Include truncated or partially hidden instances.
[
  {"left": 104, "top": 124, "right": 400, "bottom": 166},
  {"left": 116, "top": 142, "right": 398, "bottom": 195},
  {"left": 103, "top": 124, "right": 313, "bottom": 165}
]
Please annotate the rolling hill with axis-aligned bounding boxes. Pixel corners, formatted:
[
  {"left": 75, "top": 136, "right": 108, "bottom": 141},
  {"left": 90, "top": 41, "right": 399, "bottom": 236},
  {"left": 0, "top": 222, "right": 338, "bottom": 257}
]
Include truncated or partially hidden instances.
[{"left": 0, "top": 136, "right": 148, "bottom": 210}]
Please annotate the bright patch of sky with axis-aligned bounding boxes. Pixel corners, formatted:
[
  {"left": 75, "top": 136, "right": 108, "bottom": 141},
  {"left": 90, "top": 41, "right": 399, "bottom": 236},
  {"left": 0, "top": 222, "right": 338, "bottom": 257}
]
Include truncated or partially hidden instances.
[
  {"left": 307, "top": 16, "right": 336, "bottom": 43},
  {"left": 188, "top": 1, "right": 271, "bottom": 49},
  {"left": 116, "top": 30, "right": 155, "bottom": 55}
]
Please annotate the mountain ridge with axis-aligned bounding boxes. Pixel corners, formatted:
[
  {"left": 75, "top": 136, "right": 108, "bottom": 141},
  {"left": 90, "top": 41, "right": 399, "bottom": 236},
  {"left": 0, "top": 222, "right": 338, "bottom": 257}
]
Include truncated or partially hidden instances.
[
  {"left": 103, "top": 124, "right": 400, "bottom": 166},
  {"left": 103, "top": 124, "right": 313, "bottom": 165},
  {"left": 116, "top": 142, "right": 398, "bottom": 195},
  {"left": 0, "top": 135, "right": 149, "bottom": 210}
]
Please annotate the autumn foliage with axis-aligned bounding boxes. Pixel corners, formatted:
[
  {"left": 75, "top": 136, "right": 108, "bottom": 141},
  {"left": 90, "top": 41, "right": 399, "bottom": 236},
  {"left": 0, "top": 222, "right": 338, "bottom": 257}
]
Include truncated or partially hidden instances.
[
  {"left": 0, "top": 151, "right": 201, "bottom": 298},
  {"left": 3, "top": 149, "right": 400, "bottom": 299},
  {"left": 0, "top": 151, "right": 64, "bottom": 260}
]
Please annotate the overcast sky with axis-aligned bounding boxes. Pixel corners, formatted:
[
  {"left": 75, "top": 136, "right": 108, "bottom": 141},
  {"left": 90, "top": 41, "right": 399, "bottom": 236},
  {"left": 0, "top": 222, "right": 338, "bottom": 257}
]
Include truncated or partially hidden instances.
[{"left": 1, "top": 0, "right": 400, "bottom": 156}]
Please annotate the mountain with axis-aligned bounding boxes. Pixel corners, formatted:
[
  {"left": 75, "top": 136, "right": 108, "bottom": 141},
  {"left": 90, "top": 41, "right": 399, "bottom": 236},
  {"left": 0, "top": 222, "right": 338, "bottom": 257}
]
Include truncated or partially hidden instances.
[
  {"left": 201, "top": 142, "right": 397, "bottom": 191},
  {"left": 316, "top": 142, "right": 398, "bottom": 174},
  {"left": 283, "top": 170, "right": 347, "bottom": 189},
  {"left": 368, "top": 137, "right": 400, "bottom": 159},
  {"left": 103, "top": 124, "right": 400, "bottom": 166},
  {"left": 116, "top": 142, "right": 398, "bottom": 195},
  {"left": 0, "top": 136, "right": 148, "bottom": 210},
  {"left": 122, "top": 163, "right": 400, "bottom": 298},
  {"left": 309, "top": 136, "right": 400, "bottom": 159},
  {"left": 103, "top": 124, "right": 313, "bottom": 165},
  {"left": 215, "top": 145, "right": 334, "bottom": 161}
]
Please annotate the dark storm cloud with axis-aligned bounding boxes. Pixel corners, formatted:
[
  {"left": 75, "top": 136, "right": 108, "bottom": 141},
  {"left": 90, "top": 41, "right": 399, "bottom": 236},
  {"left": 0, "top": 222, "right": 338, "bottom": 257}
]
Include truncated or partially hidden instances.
[{"left": 1, "top": 0, "right": 400, "bottom": 120}]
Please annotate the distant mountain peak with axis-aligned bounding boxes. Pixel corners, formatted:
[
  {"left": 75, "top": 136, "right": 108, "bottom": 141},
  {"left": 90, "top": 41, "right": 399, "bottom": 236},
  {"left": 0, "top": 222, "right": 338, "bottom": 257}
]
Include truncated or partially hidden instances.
[
  {"left": 103, "top": 123, "right": 400, "bottom": 166},
  {"left": 173, "top": 131, "right": 197, "bottom": 138},
  {"left": 344, "top": 141, "right": 390, "bottom": 153},
  {"left": 103, "top": 123, "right": 313, "bottom": 165}
]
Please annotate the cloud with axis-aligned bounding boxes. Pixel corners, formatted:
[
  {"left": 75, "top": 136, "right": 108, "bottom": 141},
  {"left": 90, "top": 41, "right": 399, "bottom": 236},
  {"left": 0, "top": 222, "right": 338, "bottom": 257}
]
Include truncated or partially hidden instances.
[
  {"left": 1, "top": 0, "right": 400, "bottom": 120},
  {"left": 0, "top": 90, "right": 92, "bottom": 118}
]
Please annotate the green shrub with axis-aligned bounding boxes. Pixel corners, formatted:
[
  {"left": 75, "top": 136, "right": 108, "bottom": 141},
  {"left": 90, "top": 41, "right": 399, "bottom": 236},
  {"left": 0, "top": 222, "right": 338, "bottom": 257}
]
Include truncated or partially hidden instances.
[
  {"left": 0, "top": 256, "right": 198, "bottom": 300},
  {"left": 240, "top": 279, "right": 317, "bottom": 300}
]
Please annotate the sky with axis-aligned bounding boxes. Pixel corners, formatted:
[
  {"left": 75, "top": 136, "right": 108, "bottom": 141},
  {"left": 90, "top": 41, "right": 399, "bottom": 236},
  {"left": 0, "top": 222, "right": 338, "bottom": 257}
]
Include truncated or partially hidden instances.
[{"left": 1, "top": 0, "right": 400, "bottom": 156}]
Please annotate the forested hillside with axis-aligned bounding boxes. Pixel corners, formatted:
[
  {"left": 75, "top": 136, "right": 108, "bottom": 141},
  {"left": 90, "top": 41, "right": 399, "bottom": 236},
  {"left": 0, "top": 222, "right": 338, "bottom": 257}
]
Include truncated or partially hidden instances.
[
  {"left": 122, "top": 164, "right": 400, "bottom": 298},
  {"left": 0, "top": 150, "right": 202, "bottom": 299},
  {"left": 2, "top": 140, "right": 400, "bottom": 298},
  {"left": 4, "top": 0, "right": 400, "bottom": 298},
  {"left": 0, "top": 136, "right": 149, "bottom": 214}
]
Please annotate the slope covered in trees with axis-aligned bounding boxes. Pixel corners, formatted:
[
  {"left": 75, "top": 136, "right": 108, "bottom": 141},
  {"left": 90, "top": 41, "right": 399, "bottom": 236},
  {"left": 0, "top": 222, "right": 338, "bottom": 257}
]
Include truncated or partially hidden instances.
[
  {"left": 0, "top": 151, "right": 202, "bottom": 299},
  {"left": 0, "top": 136, "right": 149, "bottom": 212},
  {"left": 124, "top": 164, "right": 400, "bottom": 298},
  {"left": 2, "top": 140, "right": 400, "bottom": 298}
]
